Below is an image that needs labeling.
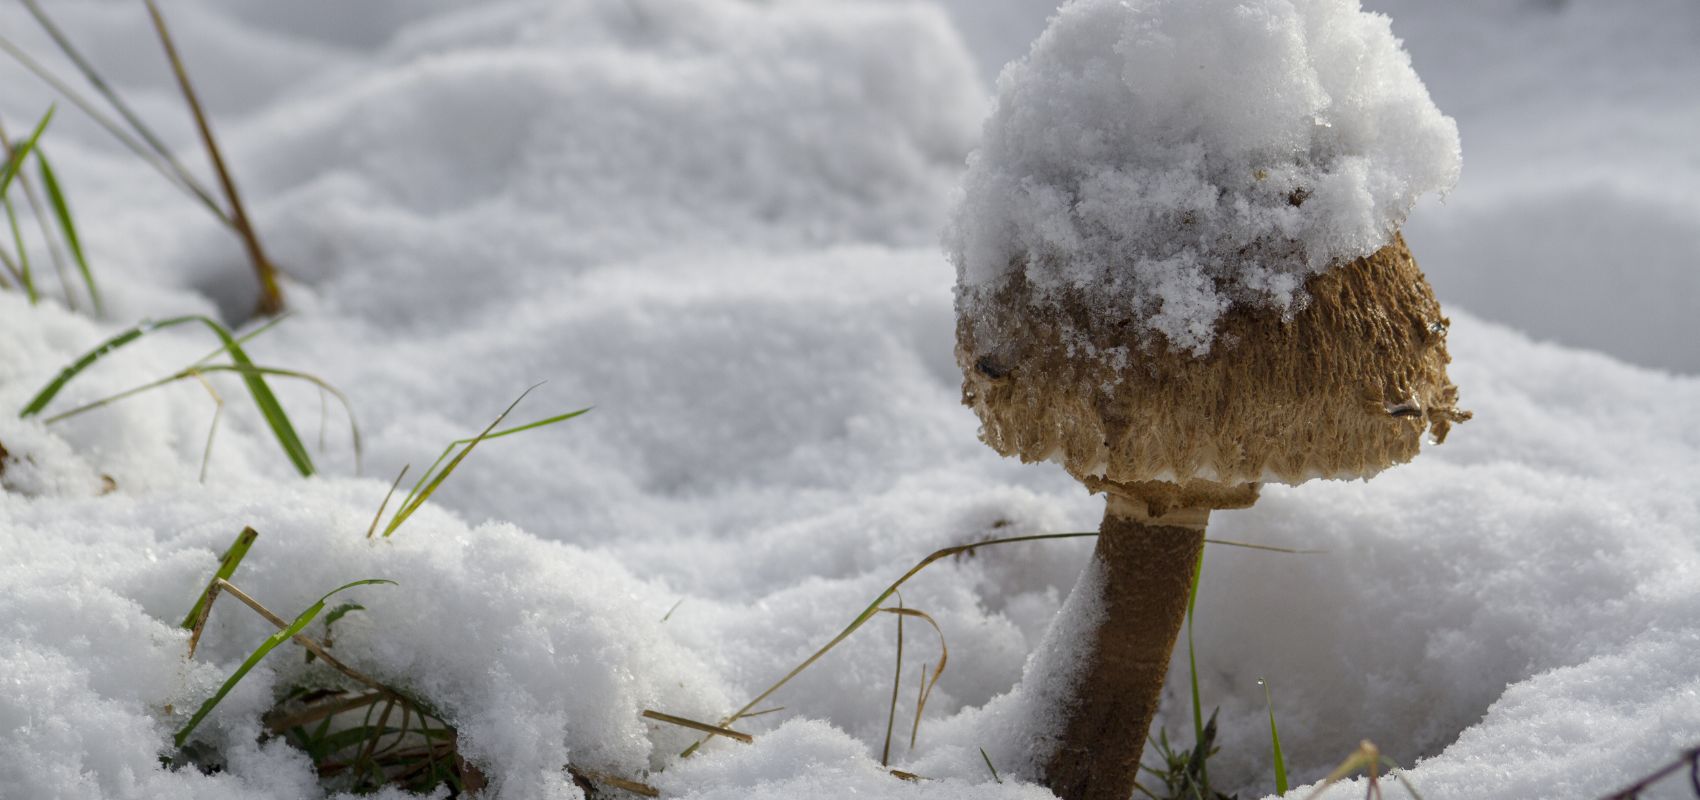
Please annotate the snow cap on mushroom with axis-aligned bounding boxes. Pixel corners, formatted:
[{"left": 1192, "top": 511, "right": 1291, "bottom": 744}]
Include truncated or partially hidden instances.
[
  {"left": 950, "top": 0, "right": 1467, "bottom": 489},
  {"left": 949, "top": 0, "right": 1462, "bottom": 355}
]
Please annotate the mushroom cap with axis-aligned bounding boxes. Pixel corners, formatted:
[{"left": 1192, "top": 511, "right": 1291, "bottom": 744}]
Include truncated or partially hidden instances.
[{"left": 957, "top": 233, "right": 1468, "bottom": 488}]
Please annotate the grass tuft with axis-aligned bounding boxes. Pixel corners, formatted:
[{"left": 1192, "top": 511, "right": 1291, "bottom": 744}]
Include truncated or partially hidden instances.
[
  {"left": 175, "top": 578, "right": 395, "bottom": 748},
  {"left": 19, "top": 315, "right": 334, "bottom": 477},
  {"left": 379, "top": 385, "right": 588, "bottom": 537}
]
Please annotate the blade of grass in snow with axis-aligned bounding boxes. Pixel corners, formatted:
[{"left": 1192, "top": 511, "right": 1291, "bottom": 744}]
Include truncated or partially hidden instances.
[
  {"left": 1300, "top": 741, "right": 1425, "bottom": 800},
  {"left": 1262, "top": 679, "right": 1289, "bottom": 795},
  {"left": 0, "top": 33, "right": 227, "bottom": 221},
  {"left": 0, "top": 112, "right": 76, "bottom": 311},
  {"left": 396, "top": 406, "right": 592, "bottom": 513},
  {"left": 181, "top": 527, "right": 259, "bottom": 629},
  {"left": 19, "top": 315, "right": 317, "bottom": 476},
  {"left": 35, "top": 149, "right": 98, "bottom": 314},
  {"left": 980, "top": 747, "right": 1003, "bottom": 784},
  {"left": 2, "top": 196, "right": 36, "bottom": 302},
  {"left": 188, "top": 313, "right": 291, "bottom": 367},
  {"left": 639, "top": 710, "right": 753, "bottom": 744},
  {"left": 366, "top": 465, "right": 410, "bottom": 540},
  {"left": 881, "top": 595, "right": 905, "bottom": 767},
  {"left": 145, "top": 0, "right": 283, "bottom": 314},
  {"left": 383, "top": 387, "right": 588, "bottom": 537},
  {"left": 175, "top": 578, "right": 394, "bottom": 748},
  {"left": 40, "top": 363, "right": 358, "bottom": 475},
  {"left": 681, "top": 530, "right": 1098, "bottom": 757},
  {"left": 879, "top": 606, "right": 947, "bottom": 753},
  {"left": 16, "top": 0, "right": 227, "bottom": 220},
  {"left": 0, "top": 106, "right": 52, "bottom": 198}
]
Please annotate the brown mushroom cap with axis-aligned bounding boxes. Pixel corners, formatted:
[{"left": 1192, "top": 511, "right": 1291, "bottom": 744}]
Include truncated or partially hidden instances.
[{"left": 957, "top": 233, "right": 1469, "bottom": 491}]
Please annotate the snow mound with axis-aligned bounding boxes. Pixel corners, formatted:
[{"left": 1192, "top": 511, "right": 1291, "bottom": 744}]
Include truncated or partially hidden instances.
[
  {"left": 0, "top": 480, "right": 731, "bottom": 800},
  {"left": 1, "top": 1, "right": 1696, "bottom": 799},
  {"left": 949, "top": 0, "right": 1460, "bottom": 353}
]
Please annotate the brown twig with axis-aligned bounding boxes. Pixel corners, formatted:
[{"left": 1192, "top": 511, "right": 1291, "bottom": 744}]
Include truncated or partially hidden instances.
[{"left": 143, "top": 0, "right": 284, "bottom": 315}]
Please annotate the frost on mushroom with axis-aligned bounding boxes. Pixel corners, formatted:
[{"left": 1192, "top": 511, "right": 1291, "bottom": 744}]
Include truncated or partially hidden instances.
[{"left": 948, "top": 0, "right": 1469, "bottom": 798}]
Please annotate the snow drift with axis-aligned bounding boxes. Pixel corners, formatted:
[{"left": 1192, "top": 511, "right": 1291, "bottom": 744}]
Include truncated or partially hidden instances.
[{"left": 0, "top": 0, "right": 1696, "bottom": 799}]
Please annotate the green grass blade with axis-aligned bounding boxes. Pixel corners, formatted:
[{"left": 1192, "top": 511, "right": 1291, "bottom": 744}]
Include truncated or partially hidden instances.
[
  {"left": 18, "top": 318, "right": 158, "bottom": 417},
  {"left": 180, "top": 527, "right": 258, "bottom": 629},
  {"left": 1263, "top": 679, "right": 1289, "bottom": 795},
  {"left": 174, "top": 578, "right": 393, "bottom": 748},
  {"left": 475, "top": 408, "right": 592, "bottom": 442},
  {"left": 196, "top": 321, "right": 314, "bottom": 476},
  {"left": 980, "top": 747, "right": 1003, "bottom": 784},
  {"left": 18, "top": 314, "right": 316, "bottom": 476},
  {"left": 189, "top": 312, "right": 290, "bottom": 367},
  {"left": 35, "top": 149, "right": 98, "bottom": 314},
  {"left": 394, "top": 407, "right": 592, "bottom": 515},
  {"left": 0, "top": 105, "right": 52, "bottom": 197},
  {"left": 384, "top": 387, "right": 586, "bottom": 537},
  {"left": 2, "top": 197, "right": 35, "bottom": 302},
  {"left": 189, "top": 364, "right": 360, "bottom": 473}
]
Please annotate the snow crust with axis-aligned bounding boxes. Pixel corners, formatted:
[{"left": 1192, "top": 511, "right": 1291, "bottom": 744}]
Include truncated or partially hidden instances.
[
  {"left": 949, "top": 0, "right": 1461, "bottom": 353},
  {"left": 0, "top": 1, "right": 1696, "bottom": 799}
]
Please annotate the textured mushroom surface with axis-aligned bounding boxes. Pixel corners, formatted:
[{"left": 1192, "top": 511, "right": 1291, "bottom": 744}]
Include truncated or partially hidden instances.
[{"left": 958, "top": 233, "right": 1469, "bottom": 487}]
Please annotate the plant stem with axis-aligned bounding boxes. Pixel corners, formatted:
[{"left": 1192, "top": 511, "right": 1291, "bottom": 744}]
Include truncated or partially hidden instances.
[{"left": 143, "top": 0, "right": 283, "bottom": 315}]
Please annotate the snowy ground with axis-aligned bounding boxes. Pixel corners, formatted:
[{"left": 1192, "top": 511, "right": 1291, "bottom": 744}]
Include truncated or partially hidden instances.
[{"left": 1, "top": 1, "right": 1696, "bottom": 799}]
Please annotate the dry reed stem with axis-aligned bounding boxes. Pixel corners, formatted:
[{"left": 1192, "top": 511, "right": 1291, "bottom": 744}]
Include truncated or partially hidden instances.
[
  {"left": 642, "top": 709, "right": 753, "bottom": 744},
  {"left": 143, "top": 0, "right": 283, "bottom": 315}
]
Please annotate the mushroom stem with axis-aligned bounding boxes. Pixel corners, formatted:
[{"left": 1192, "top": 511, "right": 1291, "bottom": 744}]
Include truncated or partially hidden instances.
[{"left": 1042, "top": 494, "right": 1208, "bottom": 800}]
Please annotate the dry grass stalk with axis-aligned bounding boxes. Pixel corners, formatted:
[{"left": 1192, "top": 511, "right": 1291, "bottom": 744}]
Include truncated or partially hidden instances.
[
  {"left": 142, "top": 0, "right": 284, "bottom": 315},
  {"left": 641, "top": 709, "right": 753, "bottom": 744}
]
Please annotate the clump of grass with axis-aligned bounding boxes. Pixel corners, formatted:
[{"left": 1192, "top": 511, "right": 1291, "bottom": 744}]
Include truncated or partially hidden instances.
[
  {"left": 170, "top": 531, "right": 495, "bottom": 795},
  {"left": 175, "top": 577, "right": 395, "bottom": 748},
  {"left": 18, "top": 314, "right": 357, "bottom": 478},
  {"left": 1139, "top": 711, "right": 1231, "bottom": 800},
  {"left": 267, "top": 687, "right": 486, "bottom": 795},
  {"left": 1138, "top": 549, "right": 1318, "bottom": 799},
  {"left": 374, "top": 384, "right": 589, "bottom": 538},
  {"left": 1, "top": 0, "right": 283, "bottom": 315},
  {"left": 0, "top": 105, "right": 101, "bottom": 312}
]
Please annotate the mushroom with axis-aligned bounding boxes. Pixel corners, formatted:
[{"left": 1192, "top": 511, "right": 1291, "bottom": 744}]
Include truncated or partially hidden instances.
[
  {"left": 957, "top": 233, "right": 1468, "bottom": 797},
  {"left": 946, "top": 1, "right": 1471, "bottom": 793}
]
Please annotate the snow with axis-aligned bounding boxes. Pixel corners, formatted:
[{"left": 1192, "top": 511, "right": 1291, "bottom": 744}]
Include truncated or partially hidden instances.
[
  {"left": 1, "top": 1, "right": 1696, "bottom": 799},
  {"left": 948, "top": 0, "right": 1460, "bottom": 353}
]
